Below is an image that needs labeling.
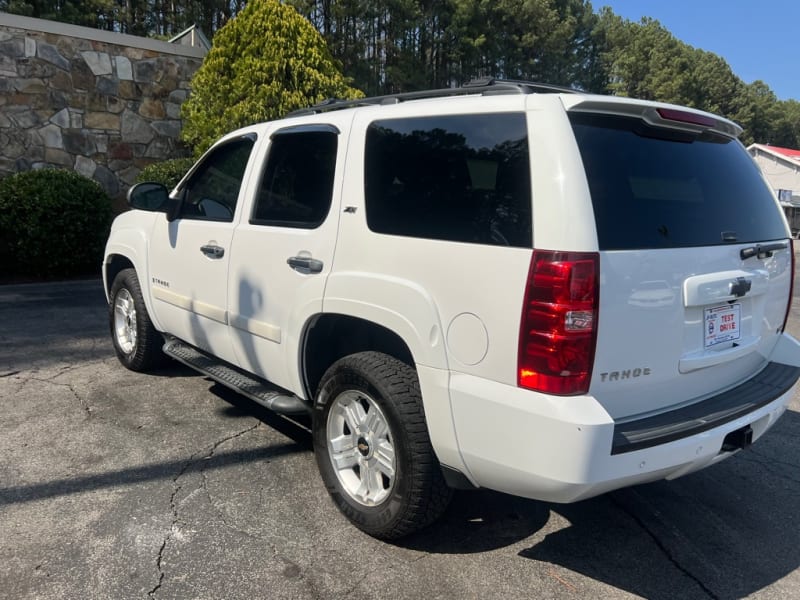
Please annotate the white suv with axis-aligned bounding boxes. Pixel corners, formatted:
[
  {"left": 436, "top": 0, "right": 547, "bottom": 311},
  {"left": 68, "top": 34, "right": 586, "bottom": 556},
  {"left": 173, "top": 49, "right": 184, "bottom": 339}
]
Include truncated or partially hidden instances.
[{"left": 103, "top": 79, "right": 800, "bottom": 539}]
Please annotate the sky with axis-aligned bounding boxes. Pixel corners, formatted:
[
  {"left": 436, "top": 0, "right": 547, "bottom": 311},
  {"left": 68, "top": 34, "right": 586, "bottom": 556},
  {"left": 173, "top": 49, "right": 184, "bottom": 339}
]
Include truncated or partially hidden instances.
[{"left": 596, "top": 1, "right": 800, "bottom": 101}]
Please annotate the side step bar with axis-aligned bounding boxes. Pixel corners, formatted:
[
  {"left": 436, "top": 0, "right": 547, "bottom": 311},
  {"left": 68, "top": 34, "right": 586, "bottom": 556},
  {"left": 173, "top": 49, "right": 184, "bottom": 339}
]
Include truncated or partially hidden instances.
[{"left": 163, "top": 339, "right": 311, "bottom": 416}]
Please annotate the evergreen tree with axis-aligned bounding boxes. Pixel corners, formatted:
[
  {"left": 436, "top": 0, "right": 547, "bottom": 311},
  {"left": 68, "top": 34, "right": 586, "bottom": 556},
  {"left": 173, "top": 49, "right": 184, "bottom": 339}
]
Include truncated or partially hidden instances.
[{"left": 180, "top": 0, "right": 362, "bottom": 154}]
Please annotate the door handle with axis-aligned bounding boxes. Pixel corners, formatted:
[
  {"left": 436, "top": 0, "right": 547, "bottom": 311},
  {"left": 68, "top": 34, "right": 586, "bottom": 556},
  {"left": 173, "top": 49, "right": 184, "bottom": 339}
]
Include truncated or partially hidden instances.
[
  {"left": 287, "top": 256, "right": 323, "bottom": 274},
  {"left": 200, "top": 244, "right": 225, "bottom": 259}
]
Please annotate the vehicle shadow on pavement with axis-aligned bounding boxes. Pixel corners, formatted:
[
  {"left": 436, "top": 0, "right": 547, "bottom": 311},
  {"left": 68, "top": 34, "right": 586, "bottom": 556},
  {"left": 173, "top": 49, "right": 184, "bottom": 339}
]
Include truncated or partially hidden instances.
[
  {"left": 209, "top": 383, "right": 313, "bottom": 450},
  {"left": 146, "top": 362, "right": 215, "bottom": 379},
  {"left": 519, "top": 410, "right": 800, "bottom": 600},
  {"left": 396, "top": 410, "right": 800, "bottom": 598},
  {"left": 209, "top": 380, "right": 555, "bottom": 553},
  {"left": 402, "top": 489, "right": 552, "bottom": 553},
  {"left": 208, "top": 373, "right": 800, "bottom": 598}
]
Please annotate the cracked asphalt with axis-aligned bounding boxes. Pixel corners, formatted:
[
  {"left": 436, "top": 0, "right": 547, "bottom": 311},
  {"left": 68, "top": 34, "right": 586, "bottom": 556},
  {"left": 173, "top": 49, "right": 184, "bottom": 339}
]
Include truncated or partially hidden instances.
[{"left": 2, "top": 276, "right": 800, "bottom": 600}]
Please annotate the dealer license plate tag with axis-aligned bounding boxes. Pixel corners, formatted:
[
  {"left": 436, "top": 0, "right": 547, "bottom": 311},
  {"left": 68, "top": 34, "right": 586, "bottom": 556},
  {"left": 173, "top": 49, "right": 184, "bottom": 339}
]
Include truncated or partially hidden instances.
[{"left": 704, "top": 304, "right": 741, "bottom": 348}]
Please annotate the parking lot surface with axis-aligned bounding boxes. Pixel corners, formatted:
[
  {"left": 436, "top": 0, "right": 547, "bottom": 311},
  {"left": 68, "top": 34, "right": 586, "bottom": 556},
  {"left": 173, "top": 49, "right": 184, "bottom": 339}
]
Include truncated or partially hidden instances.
[{"left": 2, "top": 276, "right": 800, "bottom": 599}]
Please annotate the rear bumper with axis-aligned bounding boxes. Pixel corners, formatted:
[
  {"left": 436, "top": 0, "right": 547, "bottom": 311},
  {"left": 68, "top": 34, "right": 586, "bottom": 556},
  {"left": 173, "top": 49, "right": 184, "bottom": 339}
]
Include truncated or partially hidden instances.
[
  {"left": 612, "top": 361, "right": 800, "bottom": 454},
  {"left": 448, "top": 360, "right": 799, "bottom": 503}
]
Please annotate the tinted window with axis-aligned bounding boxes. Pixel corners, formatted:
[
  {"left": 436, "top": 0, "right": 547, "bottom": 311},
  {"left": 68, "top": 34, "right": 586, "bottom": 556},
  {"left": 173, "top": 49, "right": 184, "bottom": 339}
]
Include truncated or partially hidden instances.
[
  {"left": 252, "top": 130, "right": 337, "bottom": 228},
  {"left": 570, "top": 113, "right": 787, "bottom": 250},
  {"left": 365, "top": 113, "right": 532, "bottom": 247},
  {"left": 179, "top": 137, "right": 254, "bottom": 222}
]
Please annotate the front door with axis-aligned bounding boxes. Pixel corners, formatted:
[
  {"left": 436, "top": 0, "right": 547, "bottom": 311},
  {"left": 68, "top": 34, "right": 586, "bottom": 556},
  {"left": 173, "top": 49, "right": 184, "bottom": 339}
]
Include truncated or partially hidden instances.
[{"left": 148, "top": 136, "right": 257, "bottom": 364}]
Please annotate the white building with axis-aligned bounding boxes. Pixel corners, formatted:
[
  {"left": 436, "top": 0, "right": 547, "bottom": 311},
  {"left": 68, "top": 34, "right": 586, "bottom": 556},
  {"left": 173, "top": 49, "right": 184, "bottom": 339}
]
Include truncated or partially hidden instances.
[{"left": 748, "top": 143, "right": 800, "bottom": 234}]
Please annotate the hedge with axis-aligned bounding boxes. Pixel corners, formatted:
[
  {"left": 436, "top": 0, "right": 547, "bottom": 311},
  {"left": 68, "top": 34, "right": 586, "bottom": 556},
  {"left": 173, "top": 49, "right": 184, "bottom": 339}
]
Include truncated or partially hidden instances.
[{"left": 0, "top": 169, "right": 113, "bottom": 279}]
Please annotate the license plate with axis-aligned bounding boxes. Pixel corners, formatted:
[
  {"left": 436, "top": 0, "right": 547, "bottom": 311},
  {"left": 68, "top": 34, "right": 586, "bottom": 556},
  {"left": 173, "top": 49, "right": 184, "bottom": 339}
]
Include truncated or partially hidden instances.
[{"left": 704, "top": 304, "right": 741, "bottom": 348}]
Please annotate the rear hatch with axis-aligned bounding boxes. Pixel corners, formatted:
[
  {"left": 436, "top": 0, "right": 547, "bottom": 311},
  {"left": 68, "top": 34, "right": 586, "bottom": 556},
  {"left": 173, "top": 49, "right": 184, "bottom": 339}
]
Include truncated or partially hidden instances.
[{"left": 567, "top": 104, "right": 792, "bottom": 420}]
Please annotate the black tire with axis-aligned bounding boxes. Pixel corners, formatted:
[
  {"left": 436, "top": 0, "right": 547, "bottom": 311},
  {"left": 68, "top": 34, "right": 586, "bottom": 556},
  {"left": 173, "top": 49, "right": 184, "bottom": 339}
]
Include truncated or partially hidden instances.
[
  {"left": 313, "top": 351, "right": 452, "bottom": 539},
  {"left": 109, "top": 268, "right": 166, "bottom": 372}
]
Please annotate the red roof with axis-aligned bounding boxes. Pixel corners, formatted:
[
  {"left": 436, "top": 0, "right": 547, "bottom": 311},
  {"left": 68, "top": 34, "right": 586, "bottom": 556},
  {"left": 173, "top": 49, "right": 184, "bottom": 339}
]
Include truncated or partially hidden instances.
[{"left": 766, "top": 145, "right": 800, "bottom": 159}]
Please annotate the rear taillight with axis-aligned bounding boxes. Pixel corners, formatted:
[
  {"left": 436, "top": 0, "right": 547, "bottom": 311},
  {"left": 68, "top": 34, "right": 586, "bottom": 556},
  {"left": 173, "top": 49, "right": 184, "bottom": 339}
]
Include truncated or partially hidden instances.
[
  {"left": 656, "top": 107, "right": 717, "bottom": 128},
  {"left": 782, "top": 238, "right": 795, "bottom": 333},
  {"left": 518, "top": 250, "right": 599, "bottom": 395}
]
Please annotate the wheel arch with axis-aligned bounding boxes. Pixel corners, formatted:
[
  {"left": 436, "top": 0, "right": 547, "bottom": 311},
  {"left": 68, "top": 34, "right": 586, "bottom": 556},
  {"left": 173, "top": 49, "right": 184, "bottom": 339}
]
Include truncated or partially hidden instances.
[
  {"left": 299, "top": 309, "right": 469, "bottom": 482},
  {"left": 299, "top": 274, "right": 451, "bottom": 399},
  {"left": 301, "top": 313, "right": 416, "bottom": 400},
  {"left": 104, "top": 254, "right": 135, "bottom": 298},
  {"left": 103, "top": 223, "right": 162, "bottom": 331}
]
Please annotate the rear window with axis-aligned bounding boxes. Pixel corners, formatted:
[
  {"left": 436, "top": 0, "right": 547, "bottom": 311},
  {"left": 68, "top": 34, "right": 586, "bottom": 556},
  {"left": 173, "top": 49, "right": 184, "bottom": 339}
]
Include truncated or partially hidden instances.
[
  {"left": 569, "top": 113, "right": 787, "bottom": 250},
  {"left": 365, "top": 113, "right": 532, "bottom": 247}
]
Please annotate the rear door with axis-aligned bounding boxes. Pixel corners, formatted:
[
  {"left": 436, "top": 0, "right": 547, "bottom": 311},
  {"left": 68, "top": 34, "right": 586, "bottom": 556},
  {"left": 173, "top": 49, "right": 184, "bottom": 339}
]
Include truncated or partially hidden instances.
[
  {"left": 568, "top": 109, "right": 792, "bottom": 420},
  {"left": 226, "top": 119, "right": 347, "bottom": 393}
]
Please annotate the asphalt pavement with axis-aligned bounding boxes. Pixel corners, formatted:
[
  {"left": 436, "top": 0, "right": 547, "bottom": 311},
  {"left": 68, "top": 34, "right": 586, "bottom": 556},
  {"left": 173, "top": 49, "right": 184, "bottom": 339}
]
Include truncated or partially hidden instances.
[{"left": 1, "top": 276, "right": 800, "bottom": 599}]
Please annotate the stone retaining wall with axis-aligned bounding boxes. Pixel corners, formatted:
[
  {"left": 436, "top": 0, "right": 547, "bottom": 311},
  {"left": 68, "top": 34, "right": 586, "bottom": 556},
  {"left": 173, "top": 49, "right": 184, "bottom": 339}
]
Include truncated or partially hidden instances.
[{"left": 0, "top": 13, "right": 206, "bottom": 199}]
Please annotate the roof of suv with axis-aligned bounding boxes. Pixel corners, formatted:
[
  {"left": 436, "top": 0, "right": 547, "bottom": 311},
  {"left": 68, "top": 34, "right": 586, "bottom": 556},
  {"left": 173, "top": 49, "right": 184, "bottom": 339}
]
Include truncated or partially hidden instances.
[
  {"left": 284, "top": 77, "right": 742, "bottom": 139},
  {"left": 287, "top": 77, "right": 581, "bottom": 117}
]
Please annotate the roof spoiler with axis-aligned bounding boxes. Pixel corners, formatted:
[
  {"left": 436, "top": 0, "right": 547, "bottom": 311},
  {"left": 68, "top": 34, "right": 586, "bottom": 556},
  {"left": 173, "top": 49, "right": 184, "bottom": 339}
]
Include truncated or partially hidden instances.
[{"left": 563, "top": 96, "right": 742, "bottom": 138}]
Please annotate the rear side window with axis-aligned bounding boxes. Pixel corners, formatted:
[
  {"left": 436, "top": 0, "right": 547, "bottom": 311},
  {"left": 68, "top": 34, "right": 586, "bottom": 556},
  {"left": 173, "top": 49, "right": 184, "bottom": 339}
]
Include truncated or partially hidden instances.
[
  {"left": 570, "top": 113, "right": 787, "bottom": 250},
  {"left": 252, "top": 130, "right": 337, "bottom": 228},
  {"left": 365, "top": 113, "right": 532, "bottom": 247}
]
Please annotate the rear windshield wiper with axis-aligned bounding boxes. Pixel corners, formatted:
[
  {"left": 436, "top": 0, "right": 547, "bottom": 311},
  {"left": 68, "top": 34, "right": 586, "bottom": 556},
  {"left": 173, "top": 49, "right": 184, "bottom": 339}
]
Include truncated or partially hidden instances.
[{"left": 740, "top": 241, "right": 788, "bottom": 260}]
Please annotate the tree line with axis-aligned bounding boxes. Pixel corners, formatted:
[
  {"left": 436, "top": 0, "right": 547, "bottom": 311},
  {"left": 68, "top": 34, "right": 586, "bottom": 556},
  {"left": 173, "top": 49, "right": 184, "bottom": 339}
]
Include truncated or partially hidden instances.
[
  {"left": 2, "top": 0, "right": 797, "bottom": 147},
  {"left": 0, "top": 0, "right": 241, "bottom": 37}
]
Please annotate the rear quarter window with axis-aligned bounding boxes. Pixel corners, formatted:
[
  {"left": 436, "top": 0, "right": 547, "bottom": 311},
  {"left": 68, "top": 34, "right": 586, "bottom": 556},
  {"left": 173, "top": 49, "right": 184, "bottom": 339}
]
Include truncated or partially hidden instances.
[
  {"left": 364, "top": 113, "right": 532, "bottom": 248},
  {"left": 569, "top": 113, "right": 788, "bottom": 250}
]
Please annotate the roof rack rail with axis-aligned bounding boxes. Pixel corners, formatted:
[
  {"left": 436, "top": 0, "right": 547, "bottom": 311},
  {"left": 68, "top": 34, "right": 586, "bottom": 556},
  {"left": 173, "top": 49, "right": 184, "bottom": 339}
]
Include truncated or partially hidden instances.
[
  {"left": 463, "top": 77, "right": 579, "bottom": 94},
  {"left": 287, "top": 77, "right": 580, "bottom": 117}
]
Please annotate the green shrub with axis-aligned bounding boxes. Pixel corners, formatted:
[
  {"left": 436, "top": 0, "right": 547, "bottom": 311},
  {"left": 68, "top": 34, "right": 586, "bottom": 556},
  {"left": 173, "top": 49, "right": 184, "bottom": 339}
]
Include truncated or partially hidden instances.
[
  {"left": 181, "top": 0, "right": 363, "bottom": 155},
  {"left": 0, "top": 169, "right": 113, "bottom": 280},
  {"left": 136, "top": 158, "right": 195, "bottom": 189}
]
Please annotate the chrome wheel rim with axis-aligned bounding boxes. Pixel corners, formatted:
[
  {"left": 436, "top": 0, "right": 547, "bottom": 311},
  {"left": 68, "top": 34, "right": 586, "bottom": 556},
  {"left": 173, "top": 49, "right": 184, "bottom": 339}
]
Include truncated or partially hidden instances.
[
  {"left": 113, "top": 288, "right": 137, "bottom": 355},
  {"left": 326, "top": 390, "right": 396, "bottom": 506}
]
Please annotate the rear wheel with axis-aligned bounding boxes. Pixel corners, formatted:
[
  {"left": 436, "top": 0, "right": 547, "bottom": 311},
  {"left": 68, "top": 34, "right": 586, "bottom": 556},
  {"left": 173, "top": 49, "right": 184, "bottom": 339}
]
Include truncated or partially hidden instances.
[
  {"left": 313, "top": 352, "right": 451, "bottom": 539},
  {"left": 109, "top": 268, "right": 166, "bottom": 372}
]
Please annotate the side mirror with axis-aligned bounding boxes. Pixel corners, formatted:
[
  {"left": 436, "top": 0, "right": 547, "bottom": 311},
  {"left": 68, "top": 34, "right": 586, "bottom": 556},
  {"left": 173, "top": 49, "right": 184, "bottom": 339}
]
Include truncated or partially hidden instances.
[{"left": 127, "top": 182, "right": 168, "bottom": 212}]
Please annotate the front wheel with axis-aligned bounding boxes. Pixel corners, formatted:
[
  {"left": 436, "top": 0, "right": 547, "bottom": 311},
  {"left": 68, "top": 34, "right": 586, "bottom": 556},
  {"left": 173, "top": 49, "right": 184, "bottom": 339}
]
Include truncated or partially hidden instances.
[
  {"left": 109, "top": 268, "right": 166, "bottom": 372},
  {"left": 313, "top": 352, "right": 452, "bottom": 539}
]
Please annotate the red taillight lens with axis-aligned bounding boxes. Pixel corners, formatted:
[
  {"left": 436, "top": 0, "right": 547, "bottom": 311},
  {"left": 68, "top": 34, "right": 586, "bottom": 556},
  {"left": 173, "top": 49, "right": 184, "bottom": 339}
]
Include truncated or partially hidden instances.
[
  {"left": 518, "top": 250, "right": 599, "bottom": 395},
  {"left": 782, "top": 238, "right": 795, "bottom": 333},
  {"left": 656, "top": 107, "right": 717, "bottom": 128}
]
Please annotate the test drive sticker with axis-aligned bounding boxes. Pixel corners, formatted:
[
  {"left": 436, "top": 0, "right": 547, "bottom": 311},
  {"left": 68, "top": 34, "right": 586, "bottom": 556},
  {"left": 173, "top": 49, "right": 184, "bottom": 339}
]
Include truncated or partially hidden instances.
[{"left": 704, "top": 304, "right": 741, "bottom": 348}]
